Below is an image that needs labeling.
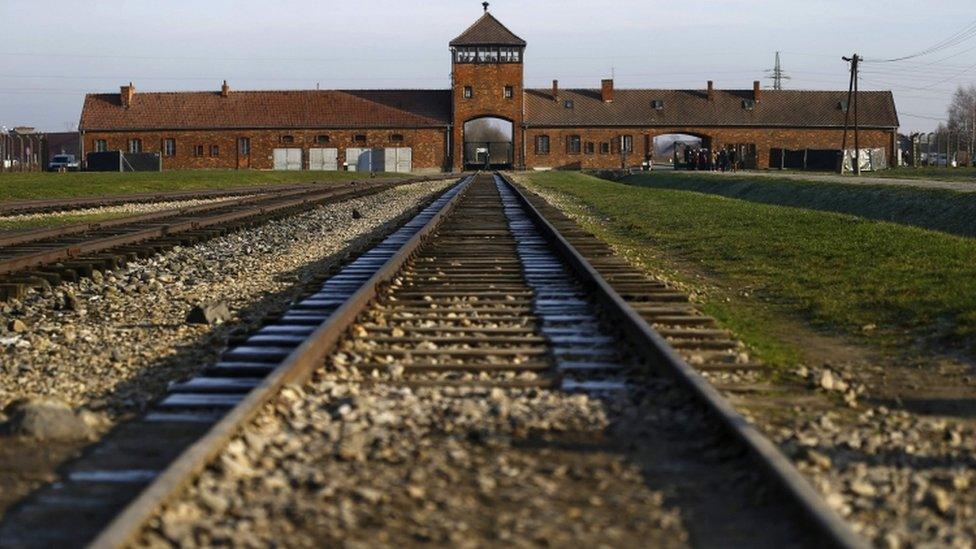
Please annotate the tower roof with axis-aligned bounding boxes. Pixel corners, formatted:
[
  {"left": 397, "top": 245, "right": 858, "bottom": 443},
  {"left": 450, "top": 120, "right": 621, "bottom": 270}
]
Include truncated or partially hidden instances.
[{"left": 450, "top": 12, "right": 526, "bottom": 47}]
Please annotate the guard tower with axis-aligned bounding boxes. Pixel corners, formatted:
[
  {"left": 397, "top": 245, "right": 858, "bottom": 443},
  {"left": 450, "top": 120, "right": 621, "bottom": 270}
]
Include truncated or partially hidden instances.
[{"left": 450, "top": 3, "right": 526, "bottom": 170}]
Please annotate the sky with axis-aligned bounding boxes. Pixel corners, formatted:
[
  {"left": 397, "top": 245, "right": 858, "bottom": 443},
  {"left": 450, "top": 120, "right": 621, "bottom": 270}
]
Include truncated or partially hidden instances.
[{"left": 0, "top": 0, "right": 973, "bottom": 133}]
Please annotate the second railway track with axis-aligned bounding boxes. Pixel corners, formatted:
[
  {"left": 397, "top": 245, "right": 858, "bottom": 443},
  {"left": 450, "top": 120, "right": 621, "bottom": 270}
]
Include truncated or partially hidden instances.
[
  {"left": 0, "top": 175, "right": 454, "bottom": 299},
  {"left": 0, "top": 173, "right": 864, "bottom": 548}
]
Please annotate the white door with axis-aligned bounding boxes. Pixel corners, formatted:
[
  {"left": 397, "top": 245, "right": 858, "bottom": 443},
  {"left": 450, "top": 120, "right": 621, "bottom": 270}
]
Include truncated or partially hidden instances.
[
  {"left": 273, "top": 148, "right": 302, "bottom": 171},
  {"left": 345, "top": 148, "right": 371, "bottom": 172},
  {"left": 308, "top": 148, "right": 338, "bottom": 171},
  {"left": 396, "top": 147, "right": 412, "bottom": 173},
  {"left": 383, "top": 147, "right": 413, "bottom": 173}
]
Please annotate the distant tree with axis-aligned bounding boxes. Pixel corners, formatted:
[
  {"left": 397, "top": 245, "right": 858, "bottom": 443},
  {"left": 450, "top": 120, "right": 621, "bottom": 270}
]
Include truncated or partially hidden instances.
[{"left": 945, "top": 84, "right": 976, "bottom": 164}]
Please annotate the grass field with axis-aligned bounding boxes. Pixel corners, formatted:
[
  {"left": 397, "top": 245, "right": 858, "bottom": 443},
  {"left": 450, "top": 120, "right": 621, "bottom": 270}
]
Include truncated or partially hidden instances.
[
  {"left": 524, "top": 171, "right": 976, "bottom": 366},
  {"left": 618, "top": 171, "right": 976, "bottom": 238},
  {"left": 869, "top": 166, "right": 976, "bottom": 182},
  {"left": 0, "top": 170, "right": 400, "bottom": 202}
]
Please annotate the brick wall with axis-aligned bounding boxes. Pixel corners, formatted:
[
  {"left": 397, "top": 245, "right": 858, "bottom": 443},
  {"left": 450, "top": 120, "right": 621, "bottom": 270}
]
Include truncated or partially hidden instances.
[
  {"left": 451, "top": 62, "right": 524, "bottom": 169},
  {"left": 523, "top": 126, "right": 896, "bottom": 170},
  {"left": 81, "top": 127, "right": 449, "bottom": 171}
]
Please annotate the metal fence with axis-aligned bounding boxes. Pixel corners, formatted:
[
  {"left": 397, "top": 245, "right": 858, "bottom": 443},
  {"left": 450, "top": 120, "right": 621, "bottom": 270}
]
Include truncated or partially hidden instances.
[{"left": 0, "top": 131, "right": 47, "bottom": 172}]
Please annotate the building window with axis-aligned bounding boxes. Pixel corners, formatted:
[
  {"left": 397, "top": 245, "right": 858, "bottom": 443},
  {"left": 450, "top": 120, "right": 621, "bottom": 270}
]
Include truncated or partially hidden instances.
[
  {"left": 194, "top": 145, "right": 205, "bottom": 157},
  {"left": 742, "top": 99, "right": 756, "bottom": 110},
  {"left": 651, "top": 100, "right": 665, "bottom": 110},
  {"left": 504, "top": 86, "right": 513, "bottom": 99},
  {"left": 210, "top": 145, "right": 220, "bottom": 157},
  {"left": 600, "top": 142, "right": 610, "bottom": 154},
  {"left": 354, "top": 134, "right": 367, "bottom": 143},
  {"left": 281, "top": 135, "right": 295, "bottom": 144},
  {"left": 463, "top": 86, "right": 473, "bottom": 99},
  {"left": 238, "top": 137, "right": 251, "bottom": 155},
  {"left": 316, "top": 134, "right": 330, "bottom": 144},
  {"left": 94, "top": 139, "right": 107, "bottom": 152},
  {"left": 128, "top": 139, "right": 142, "bottom": 153},
  {"left": 564, "top": 100, "right": 574, "bottom": 109},
  {"left": 390, "top": 134, "right": 404, "bottom": 143},
  {"left": 535, "top": 135, "right": 550, "bottom": 155},
  {"left": 162, "top": 138, "right": 176, "bottom": 157},
  {"left": 584, "top": 142, "right": 595, "bottom": 155},
  {"left": 621, "top": 135, "right": 634, "bottom": 153},
  {"left": 566, "top": 135, "right": 581, "bottom": 155}
]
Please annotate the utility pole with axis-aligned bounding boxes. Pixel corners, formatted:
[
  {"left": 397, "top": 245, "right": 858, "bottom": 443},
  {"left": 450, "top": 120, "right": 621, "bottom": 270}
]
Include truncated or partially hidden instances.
[
  {"left": 840, "top": 53, "right": 860, "bottom": 174},
  {"left": 971, "top": 101, "right": 975, "bottom": 166}
]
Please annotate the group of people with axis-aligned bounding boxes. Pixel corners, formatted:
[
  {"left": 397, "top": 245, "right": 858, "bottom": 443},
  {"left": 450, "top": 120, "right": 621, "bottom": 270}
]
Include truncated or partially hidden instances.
[{"left": 680, "top": 145, "right": 740, "bottom": 172}]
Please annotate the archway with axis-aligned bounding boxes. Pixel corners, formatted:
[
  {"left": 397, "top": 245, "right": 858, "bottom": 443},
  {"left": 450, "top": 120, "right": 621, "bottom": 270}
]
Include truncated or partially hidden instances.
[
  {"left": 652, "top": 133, "right": 711, "bottom": 170},
  {"left": 463, "top": 117, "right": 513, "bottom": 169}
]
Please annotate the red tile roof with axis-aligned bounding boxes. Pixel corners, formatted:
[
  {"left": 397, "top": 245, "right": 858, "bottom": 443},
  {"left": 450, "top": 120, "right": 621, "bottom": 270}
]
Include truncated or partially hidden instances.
[
  {"left": 525, "top": 88, "right": 899, "bottom": 129},
  {"left": 79, "top": 89, "right": 452, "bottom": 131},
  {"left": 449, "top": 12, "right": 526, "bottom": 47}
]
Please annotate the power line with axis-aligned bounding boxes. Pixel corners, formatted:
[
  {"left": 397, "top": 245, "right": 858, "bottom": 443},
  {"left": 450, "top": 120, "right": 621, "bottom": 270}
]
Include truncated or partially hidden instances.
[{"left": 864, "top": 17, "right": 976, "bottom": 63}]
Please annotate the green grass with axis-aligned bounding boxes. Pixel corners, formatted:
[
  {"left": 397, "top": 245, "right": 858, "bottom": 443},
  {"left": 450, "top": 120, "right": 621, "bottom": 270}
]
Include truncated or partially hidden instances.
[
  {"left": 868, "top": 166, "right": 976, "bottom": 182},
  {"left": 0, "top": 211, "right": 137, "bottom": 232},
  {"left": 524, "top": 171, "right": 976, "bottom": 366},
  {"left": 618, "top": 171, "right": 976, "bottom": 238},
  {"left": 0, "top": 170, "right": 400, "bottom": 202}
]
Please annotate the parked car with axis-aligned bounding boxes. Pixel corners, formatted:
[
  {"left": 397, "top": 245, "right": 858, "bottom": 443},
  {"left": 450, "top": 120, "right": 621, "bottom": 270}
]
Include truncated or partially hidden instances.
[{"left": 48, "top": 154, "right": 80, "bottom": 171}]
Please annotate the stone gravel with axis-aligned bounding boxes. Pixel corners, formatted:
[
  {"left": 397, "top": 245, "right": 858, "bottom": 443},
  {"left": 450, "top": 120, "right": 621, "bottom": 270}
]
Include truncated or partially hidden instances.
[{"left": 0, "top": 180, "right": 452, "bottom": 424}]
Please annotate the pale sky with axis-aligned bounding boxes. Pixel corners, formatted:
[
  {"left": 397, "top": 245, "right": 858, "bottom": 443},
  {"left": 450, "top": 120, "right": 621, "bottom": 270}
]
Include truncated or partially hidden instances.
[{"left": 0, "top": 0, "right": 972, "bottom": 133}]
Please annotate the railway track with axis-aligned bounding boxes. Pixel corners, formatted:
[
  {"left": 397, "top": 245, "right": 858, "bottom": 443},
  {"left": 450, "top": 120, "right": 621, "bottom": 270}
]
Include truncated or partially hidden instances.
[
  {"left": 0, "top": 183, "right": 325, "bottom": 217},
  {"left": 0, "top": 175, "right": 454, "bottom": 299},
  {"left": 0, "top": 173, "right": 864, "bottom": 548}
]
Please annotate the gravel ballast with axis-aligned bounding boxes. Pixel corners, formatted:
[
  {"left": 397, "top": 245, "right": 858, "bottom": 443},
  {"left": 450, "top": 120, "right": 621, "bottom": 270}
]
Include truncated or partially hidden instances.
[{"left": 0, "top": 179, "right": 453, "bottom": 515}]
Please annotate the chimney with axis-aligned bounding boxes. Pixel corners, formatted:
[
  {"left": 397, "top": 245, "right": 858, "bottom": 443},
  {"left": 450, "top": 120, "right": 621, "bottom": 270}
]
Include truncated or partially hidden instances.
[
  {"left": 753, "top": 80, "right": 761, "bottom": 102},
  {"left": 552, "top": 79, "right": 559, "bottom": 101},
  {"left": 707, "top": 80, "right": 715, "bottom": 101},
  {"left": 601, "top": 78, "right": 614, "bottom": 103},
  {"left": 120, "top": 82, "right": 135, "bottom": 108},
  {"left": 221, "top": 80, "right": 230, "bottom": 97}
]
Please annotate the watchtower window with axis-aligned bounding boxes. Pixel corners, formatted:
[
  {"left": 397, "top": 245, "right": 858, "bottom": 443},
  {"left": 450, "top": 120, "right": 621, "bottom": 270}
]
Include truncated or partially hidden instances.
[
  {"left": 453, "top": 46, "right": 522, "bottom": 64},
  {"left": 504, "top": 86, "right": 513, "bottom": 99},
  {"left": 463, "top": 86, "right": 473, "bottom": 99}
]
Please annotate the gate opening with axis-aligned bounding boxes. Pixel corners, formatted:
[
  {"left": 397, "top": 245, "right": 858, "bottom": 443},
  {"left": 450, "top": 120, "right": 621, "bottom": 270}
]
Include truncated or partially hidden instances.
[{"left": 463, "top": 117, "right": 513, "bottom": 169}]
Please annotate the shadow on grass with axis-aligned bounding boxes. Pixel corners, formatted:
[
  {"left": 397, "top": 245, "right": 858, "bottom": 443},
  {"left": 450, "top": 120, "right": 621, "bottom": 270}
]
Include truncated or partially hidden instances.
[{"left": 620, "top": 173, "right": 976, "bottom": 239}]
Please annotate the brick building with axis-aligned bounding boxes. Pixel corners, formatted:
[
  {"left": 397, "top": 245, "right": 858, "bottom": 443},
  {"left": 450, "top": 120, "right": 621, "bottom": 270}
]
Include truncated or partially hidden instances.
[{"left": 78, "top": 7, "right": 898, "bottom": 172}]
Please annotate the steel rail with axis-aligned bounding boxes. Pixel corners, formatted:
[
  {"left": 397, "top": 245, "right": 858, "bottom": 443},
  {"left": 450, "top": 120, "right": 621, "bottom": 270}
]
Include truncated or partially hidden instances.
[
  {"left": 497, "top": 172, "right": 867, "bottom": 549},
  {"left": 86, "top": 176, "right": 473, "bottom": 549}
]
